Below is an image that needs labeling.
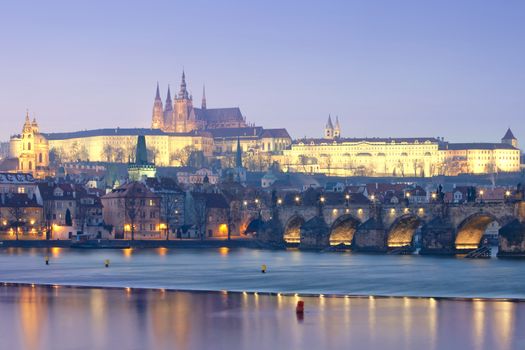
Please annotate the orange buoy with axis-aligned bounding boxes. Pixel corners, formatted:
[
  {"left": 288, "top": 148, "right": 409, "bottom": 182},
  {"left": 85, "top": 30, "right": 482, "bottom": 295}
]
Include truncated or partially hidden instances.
[{"left": 296, "top": 300, "right": 304, "bottom": 314}]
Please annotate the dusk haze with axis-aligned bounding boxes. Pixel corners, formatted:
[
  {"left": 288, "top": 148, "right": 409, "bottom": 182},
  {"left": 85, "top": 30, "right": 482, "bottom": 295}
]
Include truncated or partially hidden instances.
[{"left": 1, "top": 1, "right": 525, "bottom": 350}]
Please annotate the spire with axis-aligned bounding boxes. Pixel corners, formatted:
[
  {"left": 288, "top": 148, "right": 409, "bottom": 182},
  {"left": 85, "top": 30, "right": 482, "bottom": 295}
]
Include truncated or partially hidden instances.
[
  {"left": 155, "top": 82, "right": 161, "bottom": 100},
  {"left": 326, "top": 114, "right": 333, "bottom": 129},
  {"left": 335, "top": 116, "right": 340, "bottom": 129},
  {"left": 135, "top": 135, "right": 149, "bottom": 165},
  {"left": 25, "top": 109, "right": 30, "bottom": 123},
  {"left": 178, "top": 70, "right": 189, "bottom": 99},
  {"left": 166, "top": 85, "right": 172, "bottom": 104},
  {"left": 235, "top": 137, "right": 243, "bottom": 168},
  {"left": 201, "top": 85, "right": 207, "bottom": 109},
  {"left": 503, "top": 128, "right": 516, "bottom": 140}
]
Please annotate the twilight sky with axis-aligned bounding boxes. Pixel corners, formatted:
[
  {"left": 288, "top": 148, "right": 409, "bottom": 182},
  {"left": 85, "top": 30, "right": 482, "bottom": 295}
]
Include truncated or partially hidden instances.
[{"left": 0, "top": 0, "right": 524, "bottom": 143}]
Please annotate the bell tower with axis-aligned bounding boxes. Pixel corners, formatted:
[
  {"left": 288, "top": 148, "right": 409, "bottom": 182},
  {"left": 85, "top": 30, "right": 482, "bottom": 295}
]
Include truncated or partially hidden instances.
[{"left": 151, "top": 83, "right": 164, "bottom": 130}]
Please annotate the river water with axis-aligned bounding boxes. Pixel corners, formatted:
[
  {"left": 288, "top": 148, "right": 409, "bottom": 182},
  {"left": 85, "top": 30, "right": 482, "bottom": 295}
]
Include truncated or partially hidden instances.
[{"left": 1, "top": 247, "right": 525, "bottom": 349}]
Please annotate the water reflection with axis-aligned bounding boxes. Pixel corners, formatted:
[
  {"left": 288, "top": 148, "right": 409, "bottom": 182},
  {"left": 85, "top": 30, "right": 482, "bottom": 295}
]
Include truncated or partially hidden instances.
[{"left": 1, "top": 285, "right": 525, "bottom": 350}]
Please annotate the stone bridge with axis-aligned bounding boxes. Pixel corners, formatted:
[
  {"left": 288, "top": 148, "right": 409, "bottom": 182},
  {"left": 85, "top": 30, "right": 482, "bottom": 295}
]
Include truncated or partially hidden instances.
[{"left": 244, "top": 201, "right": 525, "bottom": 255}]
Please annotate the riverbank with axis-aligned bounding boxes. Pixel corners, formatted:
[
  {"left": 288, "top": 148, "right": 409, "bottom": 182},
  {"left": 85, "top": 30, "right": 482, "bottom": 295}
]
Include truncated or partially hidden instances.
[{"left": 0, "top": 238, "right": 264, "bottom": 249}]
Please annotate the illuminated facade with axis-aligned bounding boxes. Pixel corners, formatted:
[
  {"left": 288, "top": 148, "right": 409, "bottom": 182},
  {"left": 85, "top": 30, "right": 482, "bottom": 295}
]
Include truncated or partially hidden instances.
[
  {"left": 278, "top": 118, "right": 521, "bottom": 177},
  {"left": 9, "top": 112, "right": 50, "bottom": 178},
  {"left": 43, "top": 128, "right": 213, "bottom": 166}
]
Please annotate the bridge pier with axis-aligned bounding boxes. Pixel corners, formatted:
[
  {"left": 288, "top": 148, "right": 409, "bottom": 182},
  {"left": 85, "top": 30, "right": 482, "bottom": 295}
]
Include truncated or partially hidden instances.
[
  {"left": 498, "top": 219, "right": 525, "bottom": 258},
  {"left": 420, "top": 217, "right": 456, "bottom": 255},
  {"left": 299, "top": 216, "right": 329, "bottom": 250},
  {"left": 353, "top": 218, "right": 388, "bottom": 253}
]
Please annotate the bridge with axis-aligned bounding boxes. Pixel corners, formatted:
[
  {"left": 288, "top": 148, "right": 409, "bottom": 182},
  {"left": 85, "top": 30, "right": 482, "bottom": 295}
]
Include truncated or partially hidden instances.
[{"left": 244, "top": 200, "right": 525, "bottom": 255}]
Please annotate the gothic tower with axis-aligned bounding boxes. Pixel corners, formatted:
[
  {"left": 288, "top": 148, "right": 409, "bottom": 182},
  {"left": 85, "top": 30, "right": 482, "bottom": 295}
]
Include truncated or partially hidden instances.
[
  {"left": 324, "top": 115, "right": 334, "bottom": 139},
  {"left": 151, "top": 83, "right": 164, "bottom": 129},
  {"left": 174, "top": 70, "right": 195, "bottom": 133},
  {"left": 163, "top": 85, "right": 173, "bottom": 131},
  {"left": 334, "top": 116, "right": 341, "bottom": 139}
]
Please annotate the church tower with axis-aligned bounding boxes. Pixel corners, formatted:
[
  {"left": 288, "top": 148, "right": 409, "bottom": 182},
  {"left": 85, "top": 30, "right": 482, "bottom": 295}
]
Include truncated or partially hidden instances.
[
  {"left": 334, "top": 116, "right": 341, "bottom": 139},
  {"left": 324, "top": 115, "right": 334, "bottom": 139},
  {"left": 502, "top": 128, "right": 518, "bottom": 148},
  {"left": 163, "top": 85, "right": 173, "bottom": 131},
  {"left": 174, "top": 70, "right": 196, "bottom": 133},
  {"left": 151, "top": 83, "right": 164, "bottom": 129}
]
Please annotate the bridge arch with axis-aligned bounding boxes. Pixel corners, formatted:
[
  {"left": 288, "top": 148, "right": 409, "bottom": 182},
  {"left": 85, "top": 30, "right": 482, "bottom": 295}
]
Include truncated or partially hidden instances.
[
  {"left": 387, "top": 214, "right": 423, "bottom": 248},
  {"left": 329, "top": 214, "right": 361, "bottom": 246},
  {"left": 284, "top": 215, "right": 305, "bottom": 244},
  {"left": 455, "top": 213, "right": 499, "bottom": 250}
]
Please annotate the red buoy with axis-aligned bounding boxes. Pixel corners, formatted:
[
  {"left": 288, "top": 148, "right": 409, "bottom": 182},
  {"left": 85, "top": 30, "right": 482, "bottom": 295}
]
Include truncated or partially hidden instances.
[{"left": 296, "top": 300, "right": 304, "bottom": 314}]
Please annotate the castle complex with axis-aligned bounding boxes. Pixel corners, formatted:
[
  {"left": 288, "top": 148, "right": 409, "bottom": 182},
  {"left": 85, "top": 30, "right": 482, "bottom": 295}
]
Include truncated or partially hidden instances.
[{"left": 3, "top": 73, "right": 522, "bottom": 179}]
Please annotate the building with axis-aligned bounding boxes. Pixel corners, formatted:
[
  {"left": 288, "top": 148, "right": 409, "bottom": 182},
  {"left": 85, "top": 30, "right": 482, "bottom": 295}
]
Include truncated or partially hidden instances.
[
  {"left": 188, "top": 192, "right": 230, "bottom": 239},
  {"left": 0, "top": 172, "right": 39, "bottom": 198},
  {"left": 279, "top": 117, "right": 521, "bottom": 177},
  {"left": 177, "top": 168, "right": 219, "bottom": 186},
  {"left": 101, "top": 181, "right": 161, "bottom": 239},
  {"left": 152, "top": 71, "right": 248, "bottom": 133},
  {"left": 144, "top": 177, "right": 185, "bottom": 238},
  {"left": 0, "top": 192, "right": 43, "bottom": 239},
  {"left": 281, "top": 117, "right": 440, "bottom": 177},
  {"left": 8, "top": 112, "right": 50, "bottom": 178},
  {"left": 439, "top": 129, "right": 521, "bottom": 175},
  {"left": 128, "top": 135, "right": 156, "bottom": 181},
  {"left": 43, "top": 128, "right": 214, "bottom": 167}
]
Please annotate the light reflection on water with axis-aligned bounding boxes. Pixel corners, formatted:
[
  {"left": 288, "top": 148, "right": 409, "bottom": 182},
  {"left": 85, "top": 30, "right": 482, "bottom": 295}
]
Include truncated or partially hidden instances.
[
  {"left": 0, "top": 285, "right": 524, "bottom": 350},
  {"left": 1, "top": 247, "right": 525, "bottom": 298}
]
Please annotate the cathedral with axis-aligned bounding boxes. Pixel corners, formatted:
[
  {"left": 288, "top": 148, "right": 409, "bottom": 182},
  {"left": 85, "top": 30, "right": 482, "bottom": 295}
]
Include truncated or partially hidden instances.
[{"left": 152, "top": 71, "right": 247, "bottom": 132}]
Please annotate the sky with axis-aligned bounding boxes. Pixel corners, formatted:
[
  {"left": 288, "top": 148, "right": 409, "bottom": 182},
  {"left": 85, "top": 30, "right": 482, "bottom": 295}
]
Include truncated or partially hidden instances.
[{"left": 0, "top": 0, "right": 524, "bottom": 143}]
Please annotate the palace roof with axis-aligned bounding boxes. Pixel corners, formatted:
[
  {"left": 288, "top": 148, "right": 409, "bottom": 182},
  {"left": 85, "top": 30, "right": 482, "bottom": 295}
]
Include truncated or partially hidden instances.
[
  {"left": 207, "top": 127, "right": 291, "bottom": 140},
  {"left": 194, "top": 107, "right": 244, "bottom": 123},
  {"left": 293, "top": 137, "right": 440, "bottom": 145},
  {"left": 0, "top": 172, "right": 36, "bottom": 184},
  {"left": 42, "top": 128, "right": 206, "bottom": 140},
  {"left": 440, "top": 143, "right": 518, "bottom": 151}
]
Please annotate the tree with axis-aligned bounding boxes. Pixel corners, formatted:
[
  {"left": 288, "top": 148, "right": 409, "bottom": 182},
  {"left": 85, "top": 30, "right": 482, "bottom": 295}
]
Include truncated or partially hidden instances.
[
  {"left": 170, "top": 145, "right": 196, "bottom": 166},
  {"left": 102, "top": 143, "right": 114, "bottom": 162},
  {"left": 160, "top": 194, "right": 181, "bottom": 240},
  {"left": 125, "top": 198, "right": 139, "bottom": 241},
  {"left": 8, "top": 206, "right": 25, "bottom": 241},
  {"left": 43, "top": 201, "right": 54, "bottom": 240},
  {"left": 65, "top": 208, "right": 73, "bottom": 226}
]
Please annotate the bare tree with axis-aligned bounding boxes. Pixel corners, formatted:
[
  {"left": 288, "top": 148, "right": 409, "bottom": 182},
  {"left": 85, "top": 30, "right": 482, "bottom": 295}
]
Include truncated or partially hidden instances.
[
  {"left": 8, "top": 206, "right": 25, "bottom": 241},
  {"left": 161, "top": 194, "right": 180, "bottom": 240},
  {"left": 170, "top": 145, "right": 195, "bottom": 166},
  {"left": 125, "top": 198, "right": 139, "bottom": 241}
]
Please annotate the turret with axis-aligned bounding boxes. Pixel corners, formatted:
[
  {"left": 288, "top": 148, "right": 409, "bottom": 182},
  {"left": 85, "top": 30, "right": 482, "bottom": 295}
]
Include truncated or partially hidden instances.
[
  {"left": 178, "top": 70, "right": 189, "bottom": 100},
  {"left": 235, "top": 136, "right": 243, "bottom": 168},
  {"left": 151, "top": 82, "right": 164, "bottom": 129},
  {"left": 324, "top": 115, "right": 334, "bottom": 139},
  {"left": 502, "top": 128, "right": 518, "bottom": 148}
]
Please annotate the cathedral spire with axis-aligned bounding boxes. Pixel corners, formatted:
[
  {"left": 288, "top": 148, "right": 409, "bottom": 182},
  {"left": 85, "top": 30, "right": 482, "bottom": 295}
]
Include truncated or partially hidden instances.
[
  {"left": 179, "top": 70, "right": 189, "bottom": 99},
  {"left": 155, "top": 82, "right": 161, "bottom": 100},
  {"left": 166, "top": 85, "right": 172, "bottom": 106},
  {"left": 201, "top": 85, "right": 207, "bottom": 109}
]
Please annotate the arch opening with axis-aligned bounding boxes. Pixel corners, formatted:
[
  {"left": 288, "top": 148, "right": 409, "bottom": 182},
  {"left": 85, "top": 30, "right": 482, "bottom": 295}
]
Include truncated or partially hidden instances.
[
  {"left": 243, "top": 218, "right": 262, "bottom": 236},
  {"left": 455, "top": 214, "right": 498, "bottom": 250},
  {"left": 387, "top": 215, "right": 422, "bottom": 248},
  {"left": 284, "top": 216, "right": 305, "bottom": 244},
  {"left": 329, "top": 215, "right": 360, "bottom": 246}
]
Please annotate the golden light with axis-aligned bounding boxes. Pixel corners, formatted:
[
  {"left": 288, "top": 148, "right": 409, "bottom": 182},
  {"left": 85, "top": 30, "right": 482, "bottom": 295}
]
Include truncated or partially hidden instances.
[
  {"left": 358, "top": 208, "right": 363, "bottom": 214},
  {"left": 157, "top": 247, "right": 168, "bottom": 256},
  {"left": 406, "top": 192, "right": 411, "bottom": 198},
  {"left": 30, "top": 219, "right": 35, "bottom": 225},
  {"left": 52, "top": 224, "right": 58, "bottom": 231},
  {"left": 295, "top": 196, "right": 300, "bottom": 202},
  {"left": 345, "top": 208, "right": 350, "bottom": 213},
  {"left": 159, "top": 223, "right": 167, "bottom": 230},
  {"left": 123, "top": 248, "right": 133, "bottom": 257},
  {"left": 370, "top": 194, "right": 375, "bottom": 200},
  {"left": 345, "top": 194, "right": 350, "bottom": 200},
  {"left": 390, "top": 208, "right": 396, "bottom": 214},
  {"left": 254, "top": 198, "right": 259, "bottom": 204},
  {"left": 51, "top": 247, "right": 61, "bottom": 257},
  {"left": 219, "top": 223, "right": 228, "bottom": 236},
  {"left": 404, "top": 208, "right": 409, "bottom": 214},
  {"left": 332, "top": 209, "right": 338, "bottom": 214},
  {"left": 431, "top": 193, "right": 437, "bottom": 199},
  {"left": 505, "top": 190, "right": 511, "bottom": 197},
  {"left": 479, "top": 190, "right": 484, "bottom": 196},
  {"left": 218, "top": 247, "right": 230, "bottom": 256},
  {"left": 418, "top": 208, "right": 424, "bottom": 214},
  {"left": 277, "top": 198, "right": 283, "bottom": 205},
  {"left": 2, "top": 220, "right": 6, "bottom": 226},
  {"left": 243, "top": 200, "right": 248, "bottom": 206},
  {"left": 320, "top": 196, "right": 325, "bottom": 203}
]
